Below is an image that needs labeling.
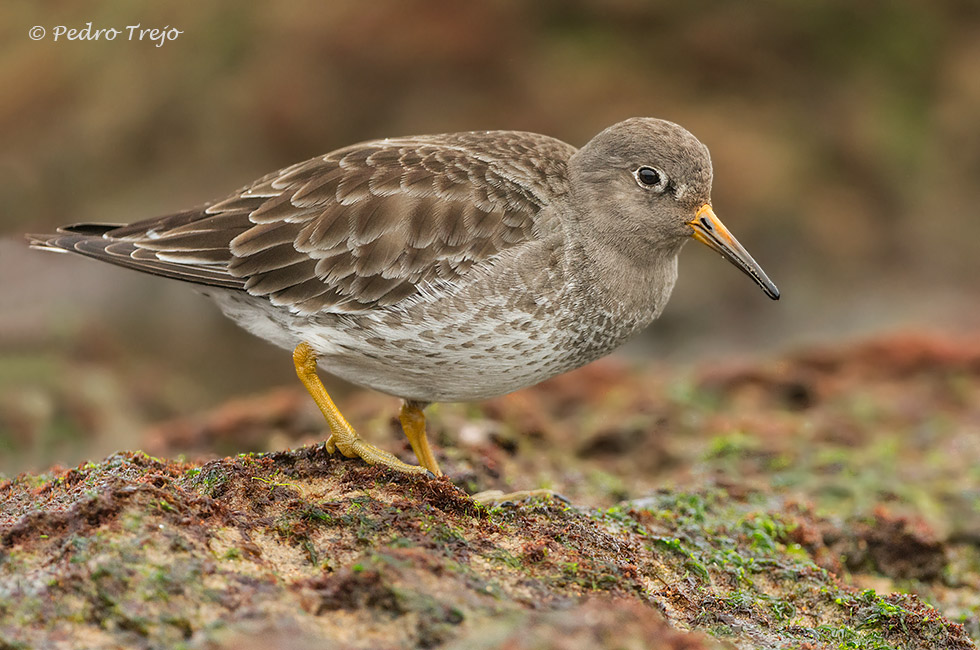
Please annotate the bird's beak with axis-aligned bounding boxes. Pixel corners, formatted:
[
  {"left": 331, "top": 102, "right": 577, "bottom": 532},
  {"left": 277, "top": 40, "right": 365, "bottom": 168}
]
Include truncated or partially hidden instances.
[{"left": 687, "top": 204, "right": 780, "bottom": 300}]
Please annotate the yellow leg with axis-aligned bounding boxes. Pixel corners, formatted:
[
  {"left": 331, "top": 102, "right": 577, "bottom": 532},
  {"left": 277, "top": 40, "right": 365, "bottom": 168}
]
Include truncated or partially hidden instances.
[
  {"left": 293, "top": 342, "right": 429, "bottom": 475},
  {"left": 399, "top": 401, "right": 442, "bottom": 477}
]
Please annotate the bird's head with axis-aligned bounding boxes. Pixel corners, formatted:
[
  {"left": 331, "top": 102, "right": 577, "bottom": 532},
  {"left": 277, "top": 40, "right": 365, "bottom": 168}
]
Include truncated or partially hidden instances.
[{"left": 571, "top": 117, "right": 779, "bottom": 300}]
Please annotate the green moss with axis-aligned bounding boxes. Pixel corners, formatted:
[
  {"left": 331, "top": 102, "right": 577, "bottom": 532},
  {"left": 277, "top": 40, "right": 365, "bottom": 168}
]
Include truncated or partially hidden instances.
[
  {"left": 555, "top": 560, "right": 622, "bottom": 592},
  {"left": 188, "top": 465, "right": 228, "bottom": 496},
  {"left": 485, "top": 548, "right": 522, "bottom": 570},
  {"left": 705, "top": 431, "right": 760, "bottom": 460},
  {"left": 422, "top": 521, "right": 467, "bottom": 546},
  {"left": 737, "top": 512, "right": 796, "bottom": 552},
  {"left": 251, "top": 473, "right": 301, "bottom": 494},
  {"left": 389, "top": 536, "right": 416, "bottom": 549},
  {"left": 155, "top": 499, "right": 176, "bottom": 513},
  {"left": 300, "top": 505, "right": 333, "bottom": 524},
  {"left": 220, "top": 548, "right": 241, "bottom": 561},
  {"left": 301, "top": 539, "right": 318, "bottom": 567}
]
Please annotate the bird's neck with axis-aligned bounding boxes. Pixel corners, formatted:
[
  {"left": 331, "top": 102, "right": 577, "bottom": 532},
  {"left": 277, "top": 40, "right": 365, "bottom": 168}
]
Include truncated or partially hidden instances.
[{"left": 563, "top": 210, "right": 684, "bottom": 331}]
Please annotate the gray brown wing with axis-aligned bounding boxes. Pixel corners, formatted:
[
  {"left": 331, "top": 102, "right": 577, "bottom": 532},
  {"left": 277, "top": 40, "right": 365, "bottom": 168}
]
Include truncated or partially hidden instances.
[{"left": 31, "top": 131, "right": 575, "bottom": 314}]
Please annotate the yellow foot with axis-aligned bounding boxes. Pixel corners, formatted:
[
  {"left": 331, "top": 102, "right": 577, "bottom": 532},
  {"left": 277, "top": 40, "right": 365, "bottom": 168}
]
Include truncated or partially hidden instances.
[
  {"left": 293, "top": 342, "right": 430, "bottom": 476},
  {"left": 470, "top": 489, "right": 570, "bottom": 506},
  {"left": 323, "top": 432, "right": 429, "bottom": 475}
]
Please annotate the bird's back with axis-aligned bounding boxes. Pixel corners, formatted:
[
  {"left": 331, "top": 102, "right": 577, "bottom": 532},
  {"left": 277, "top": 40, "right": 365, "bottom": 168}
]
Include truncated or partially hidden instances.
[{"left": 29, "top": 130, "right": 578, "bottom": 317}]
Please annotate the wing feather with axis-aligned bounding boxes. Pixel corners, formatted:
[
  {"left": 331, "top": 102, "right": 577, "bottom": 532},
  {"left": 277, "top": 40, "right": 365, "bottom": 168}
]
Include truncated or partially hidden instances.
[{"left": 30, "top": 130, "right": 576, "bottom": 312}]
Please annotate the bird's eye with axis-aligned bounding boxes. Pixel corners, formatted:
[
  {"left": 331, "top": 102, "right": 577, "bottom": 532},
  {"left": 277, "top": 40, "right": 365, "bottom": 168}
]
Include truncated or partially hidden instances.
[{"left": 634, "top": 166, "right": 668, "bottom": 192}]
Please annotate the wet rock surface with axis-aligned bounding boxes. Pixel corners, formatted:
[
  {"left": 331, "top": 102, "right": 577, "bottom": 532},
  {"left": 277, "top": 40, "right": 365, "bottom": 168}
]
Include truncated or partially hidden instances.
[{"left": 1, "top": 332, "right": 979, "bottom": 649}]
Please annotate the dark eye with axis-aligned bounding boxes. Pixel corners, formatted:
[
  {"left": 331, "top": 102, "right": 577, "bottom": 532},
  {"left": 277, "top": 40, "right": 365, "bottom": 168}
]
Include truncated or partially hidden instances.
[
  {"left": 637, "top": 167, "right": 660, "bottom": 185},
  {"left": 633, "top": 166, "right": 668, "bottom": 192}
]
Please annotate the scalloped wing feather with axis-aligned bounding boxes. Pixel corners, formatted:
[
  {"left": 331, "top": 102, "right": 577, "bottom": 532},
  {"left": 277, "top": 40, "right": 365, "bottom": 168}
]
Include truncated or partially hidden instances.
[{"left": 30, "top": 131, "right": 576, "bottom": 314}]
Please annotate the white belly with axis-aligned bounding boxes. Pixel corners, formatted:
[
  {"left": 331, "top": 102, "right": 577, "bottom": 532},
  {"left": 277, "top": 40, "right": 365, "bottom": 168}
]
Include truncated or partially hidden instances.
[{"left": 205, "top": 289, "right": 574, "bottom": 403}]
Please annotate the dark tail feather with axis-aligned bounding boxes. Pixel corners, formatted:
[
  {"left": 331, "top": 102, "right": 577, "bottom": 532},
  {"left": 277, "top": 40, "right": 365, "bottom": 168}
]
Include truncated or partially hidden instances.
[
  {"left": 26, "top": 223, "right": 123, "bottom": 251},
  {"left": 25, "top": 226, "right": 244, "bottom": 290},
  {"left": 58, "top": 223, "right": 123, "bottom": 236}
]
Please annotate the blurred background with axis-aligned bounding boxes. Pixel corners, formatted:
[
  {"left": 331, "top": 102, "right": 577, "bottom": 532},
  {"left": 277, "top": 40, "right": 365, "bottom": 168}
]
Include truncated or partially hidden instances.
[{"left": 2, "top": 1, "right": 979, "bottom": 474}]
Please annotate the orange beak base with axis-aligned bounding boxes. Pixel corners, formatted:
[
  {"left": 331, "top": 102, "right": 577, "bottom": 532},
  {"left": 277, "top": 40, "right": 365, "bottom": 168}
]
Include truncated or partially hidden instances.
[{"left": 687, "top": 204, "right": 779, "bottom": 300}]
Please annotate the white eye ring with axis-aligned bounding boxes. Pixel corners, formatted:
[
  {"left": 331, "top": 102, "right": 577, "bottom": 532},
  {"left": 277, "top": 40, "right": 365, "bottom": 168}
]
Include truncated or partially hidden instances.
[{"left": 633, "top": 166, "right": 669, "bottom": 193}]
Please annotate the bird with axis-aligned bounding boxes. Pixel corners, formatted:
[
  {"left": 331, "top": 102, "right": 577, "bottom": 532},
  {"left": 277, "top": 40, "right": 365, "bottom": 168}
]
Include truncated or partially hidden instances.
[{"left": 29, "top": 117, "right": 779, "bottom": 478}]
